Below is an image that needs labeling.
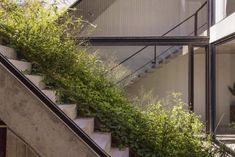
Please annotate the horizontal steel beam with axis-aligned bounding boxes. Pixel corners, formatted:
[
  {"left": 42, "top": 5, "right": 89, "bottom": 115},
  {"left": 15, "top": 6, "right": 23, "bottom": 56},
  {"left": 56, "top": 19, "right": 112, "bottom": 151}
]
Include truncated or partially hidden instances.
[{"left": 76, "top": 36, "right": 209, "bottom": 46}]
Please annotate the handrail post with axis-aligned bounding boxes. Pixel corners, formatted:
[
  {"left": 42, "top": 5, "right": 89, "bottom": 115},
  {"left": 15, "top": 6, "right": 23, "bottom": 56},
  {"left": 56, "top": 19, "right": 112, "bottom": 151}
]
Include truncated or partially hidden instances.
[
  {"left": 194, "top": 12, "right": 198, "bottom": 36},
  {"left": 153, "top": 45, "right": 157, "bottom": 64},
  {"left": 188, "top": 44, "right": 194, "bottom": 112}
]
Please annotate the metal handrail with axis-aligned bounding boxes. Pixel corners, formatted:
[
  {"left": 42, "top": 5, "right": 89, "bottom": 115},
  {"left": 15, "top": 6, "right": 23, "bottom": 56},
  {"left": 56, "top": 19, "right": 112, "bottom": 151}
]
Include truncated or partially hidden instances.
[
  {"left": 109, "top": 1, "right": 208, "bottom": 73},
  {"left": 117, "top": 22, "right": 208, "bottom": 84},
  {"left": 117, "top": 59, "right": 153, "bottom": 84},
  {"left": 110, "top": 45, "right": 149, "bottom": 71}
]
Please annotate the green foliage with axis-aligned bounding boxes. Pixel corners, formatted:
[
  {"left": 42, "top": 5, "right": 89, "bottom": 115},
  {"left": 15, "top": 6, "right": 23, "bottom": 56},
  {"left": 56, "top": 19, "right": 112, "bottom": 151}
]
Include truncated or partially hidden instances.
[
  {"left": 0, "top": 1, "right": 215, "bottom": 156},
  {"left": 228, "top": 82, "right": 235, "bottom": 96}
]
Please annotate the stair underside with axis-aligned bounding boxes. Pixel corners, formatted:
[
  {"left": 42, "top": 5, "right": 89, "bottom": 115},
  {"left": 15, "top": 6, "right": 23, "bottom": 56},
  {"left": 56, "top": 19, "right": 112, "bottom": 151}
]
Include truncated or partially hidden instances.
[{"left": 0, "top": 44, "right": 129, "bottom": 157}]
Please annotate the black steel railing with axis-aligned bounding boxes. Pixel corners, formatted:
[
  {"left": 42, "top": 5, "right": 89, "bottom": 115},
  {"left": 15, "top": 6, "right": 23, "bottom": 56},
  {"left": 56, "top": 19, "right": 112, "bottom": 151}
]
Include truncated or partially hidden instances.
[
  {"left": 116, "top": 22, "right": 208, "bottom": 84},
  {"left": 108, "top": 1, "right": 208, "bottom": 84}
]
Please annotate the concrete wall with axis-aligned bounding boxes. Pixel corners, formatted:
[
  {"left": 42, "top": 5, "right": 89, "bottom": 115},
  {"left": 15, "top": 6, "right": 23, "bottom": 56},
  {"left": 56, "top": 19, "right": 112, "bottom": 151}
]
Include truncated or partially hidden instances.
[
  {"left": 0, "top": 64, "right": 97, "bottom": 157},
  {"left": 82, "top": 0, "right": 207, "bottom": 84},
  {"left": 227, "top": 0, "right": 235, "bottom": 17},
  {"left": 6, "top": 129, "right": 39, "bottom": 157},
  {"left": 81, "top": 0, "right": 205, "bottom": 37}
]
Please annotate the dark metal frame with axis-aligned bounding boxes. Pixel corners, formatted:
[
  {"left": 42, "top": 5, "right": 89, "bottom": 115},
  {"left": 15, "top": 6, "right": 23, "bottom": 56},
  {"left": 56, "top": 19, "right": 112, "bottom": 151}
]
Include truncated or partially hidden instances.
[
  {"left": 188, "top": 44, "right": 194, "bottom": 111},
  {"left": 209, "top": 32, "right": 235, "bottom": 133},
  {"left": 0, "top": 121, "right": 6, "bottom": 157},
  {"left": 78, "top": 36, "right": 209, "bottom": 46},
  {"left": 207, "top": 1, "right": 235, "bottom": 155}
]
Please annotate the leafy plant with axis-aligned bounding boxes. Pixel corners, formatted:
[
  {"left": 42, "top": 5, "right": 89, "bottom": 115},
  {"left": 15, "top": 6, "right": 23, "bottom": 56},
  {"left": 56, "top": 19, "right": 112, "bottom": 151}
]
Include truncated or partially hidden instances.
[
  {"left": 0, "top": 1, "right": 216, "bottom": 156},
  {"left": 228, "top": 82, "right": 235, "bottom": 96}
]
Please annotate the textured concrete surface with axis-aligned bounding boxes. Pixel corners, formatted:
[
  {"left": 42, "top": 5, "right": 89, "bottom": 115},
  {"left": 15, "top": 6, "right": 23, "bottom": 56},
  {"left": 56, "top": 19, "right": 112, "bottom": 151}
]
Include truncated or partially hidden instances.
[
  {"left": 0, "top": 63, "right": 98, "bottom": 157},
  {"left": 6, "top": 129, "right": 39, "bottom": 157}
]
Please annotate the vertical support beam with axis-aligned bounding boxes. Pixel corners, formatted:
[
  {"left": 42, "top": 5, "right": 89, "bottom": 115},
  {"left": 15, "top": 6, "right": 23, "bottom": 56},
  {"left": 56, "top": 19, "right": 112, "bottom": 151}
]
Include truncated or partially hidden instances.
[
  {"left": 0, "top": 121, "right": 7, "bottom": 157},
  {"left": 210, "top": 45, "right": 216, "bottom": 135},
  {"left": 153, "top": 45, "right": 157, "bottom": 64},
  {"left": 205, "top": 45, "right": 210, "bottom": 133},
  {"left": 206, "top": 44, "right": 216, "bottom": 135},
  {"left": 194, "top": 13, "right": 198, "bottom": 36},
  {"left": 188, "top": 44, "right": 194, "bottom": 111}
]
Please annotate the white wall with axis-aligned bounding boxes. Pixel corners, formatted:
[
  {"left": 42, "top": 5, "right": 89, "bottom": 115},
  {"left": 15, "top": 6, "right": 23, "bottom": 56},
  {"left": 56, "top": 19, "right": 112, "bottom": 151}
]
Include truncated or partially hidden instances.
[
  {"left": 125, "top": 52, "right": 206, "bottom": 123},
  {"left": 125, "top": 46, "right": 235, "bottom": 126},
  {"left": 210, "top": 12, "right": 235, "bottom": 43},
  {"left": 82, "top": 0, "right": 204, "bottom": 37},
  {"left": 85, "top": 0, "right": 206, "bottom": 82}
]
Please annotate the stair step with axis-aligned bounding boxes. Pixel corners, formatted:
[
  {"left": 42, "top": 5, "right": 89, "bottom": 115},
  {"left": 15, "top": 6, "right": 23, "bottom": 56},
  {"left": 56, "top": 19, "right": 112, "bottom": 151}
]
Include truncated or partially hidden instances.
[
  {"left": 0, "top": 45, "right": 17, "bottom": 59},
  {"left": 74, "top": 118, "right": 94, "bottom": 136},
  {"left": 110, "top": 148, "right": 129, "bottom": 157},
  {"left": 9, "top": 59, "right": 32, "bottom": 73},
  {"left": 91, "top": 133, "right": 111, "bottom": 154},
  {"left": 25, "top": 75, "right": 45, "bottom": 90},
  {"left": 41, "top": 90, "right": 57, "bottom": 102},
  {"left": 58, "top": 104, "right": 77, "bottom": 120}
]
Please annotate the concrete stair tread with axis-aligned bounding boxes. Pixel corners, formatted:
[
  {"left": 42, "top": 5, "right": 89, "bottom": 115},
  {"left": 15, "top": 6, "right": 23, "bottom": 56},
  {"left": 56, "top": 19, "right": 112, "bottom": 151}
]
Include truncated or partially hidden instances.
[
  {"left": 25, "top": 75, "right": 45, "bottom": 90},
  {"left": 74, "top": 118, "right": 94, "bottom": 135},
  {"left": 9, "top": 59, "right": 32, "bottom": 72},
  {"left": 0, "top": 45, "right": 17, "bottom": 59},
  {"left": 110, "top": 148, "right": 129, "bottom": 157},
  {"left": 41, "top": 90, "right": 57, "bottom": 102},
  {"left": 57, "top": 104, "right": 77, "bottom": 120},
  {"left": 91, "top": 132, "right": 111, "bottom": 154}
]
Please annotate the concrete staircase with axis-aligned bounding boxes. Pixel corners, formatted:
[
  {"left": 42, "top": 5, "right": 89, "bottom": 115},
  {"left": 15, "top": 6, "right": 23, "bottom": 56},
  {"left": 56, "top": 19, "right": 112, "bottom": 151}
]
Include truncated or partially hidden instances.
[
  {"left": 122, "top": 45, "right": 205, "bottom": 86},
  {"left": 121, "top": 46, "right": 183, "bottom": 86},
  {"left": 0, "top": 45, "right": 129, "bottom": 157}
]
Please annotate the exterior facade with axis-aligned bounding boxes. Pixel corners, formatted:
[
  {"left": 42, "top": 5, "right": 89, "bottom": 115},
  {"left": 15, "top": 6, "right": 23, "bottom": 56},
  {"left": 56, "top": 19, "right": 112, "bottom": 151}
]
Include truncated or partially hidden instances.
[{"left": 1, "top": 0, "right": 235, "bottom": 156}]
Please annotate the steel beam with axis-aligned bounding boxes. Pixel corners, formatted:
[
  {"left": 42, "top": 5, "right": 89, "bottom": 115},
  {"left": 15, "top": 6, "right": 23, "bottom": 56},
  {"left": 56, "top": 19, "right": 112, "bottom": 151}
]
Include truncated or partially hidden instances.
[{"left": 77, "top": 36, "right": 209, "bottom": 46}]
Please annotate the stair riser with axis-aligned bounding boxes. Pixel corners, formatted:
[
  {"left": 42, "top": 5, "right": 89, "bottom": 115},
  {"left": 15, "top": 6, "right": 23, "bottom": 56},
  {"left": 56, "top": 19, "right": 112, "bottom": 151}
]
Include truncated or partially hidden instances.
[
  {"left": 75, "top": 119, "right": 94, "bottom": 136},
  {"left": 0, "top": 45, "right": 17, "bottom": 59},
  {"left": 42, "top": 90, "right": 57, "bottom": 103},
  {"left": 9, "top": 60, "right": 32, "bottom": 73},
  {"left": 58, "top": 105, "right": 77, "bottom": 120},
  {"left": 25, "top": 75, "right": 46, "bottom": 90},
  {"left": 91, "top": 133, "right": 111, "bottom": 154}
]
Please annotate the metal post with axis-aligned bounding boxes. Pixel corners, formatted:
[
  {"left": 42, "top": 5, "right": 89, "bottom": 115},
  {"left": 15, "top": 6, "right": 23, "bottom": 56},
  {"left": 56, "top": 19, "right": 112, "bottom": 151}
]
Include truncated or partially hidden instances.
[
  {"left": 154, "top": 45, "right": 157, "bottom": 64},
  {"left": 188, "top": 44, "right": 194, "bottom": 111},
  {"left": 210, "top": 45, "right": 216, "bottom": 135},
  {"left": 206, "top": 44, "right": 216, "bottom": 135},
  {"left": 205, "top": 45, "right": 210, "bottom": 133},
  {"left": 0, "top": 121, "right": 7, "bottom": 157},
  {"left": 194, "top": 13, "right": 198, "bottom": 36}
]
